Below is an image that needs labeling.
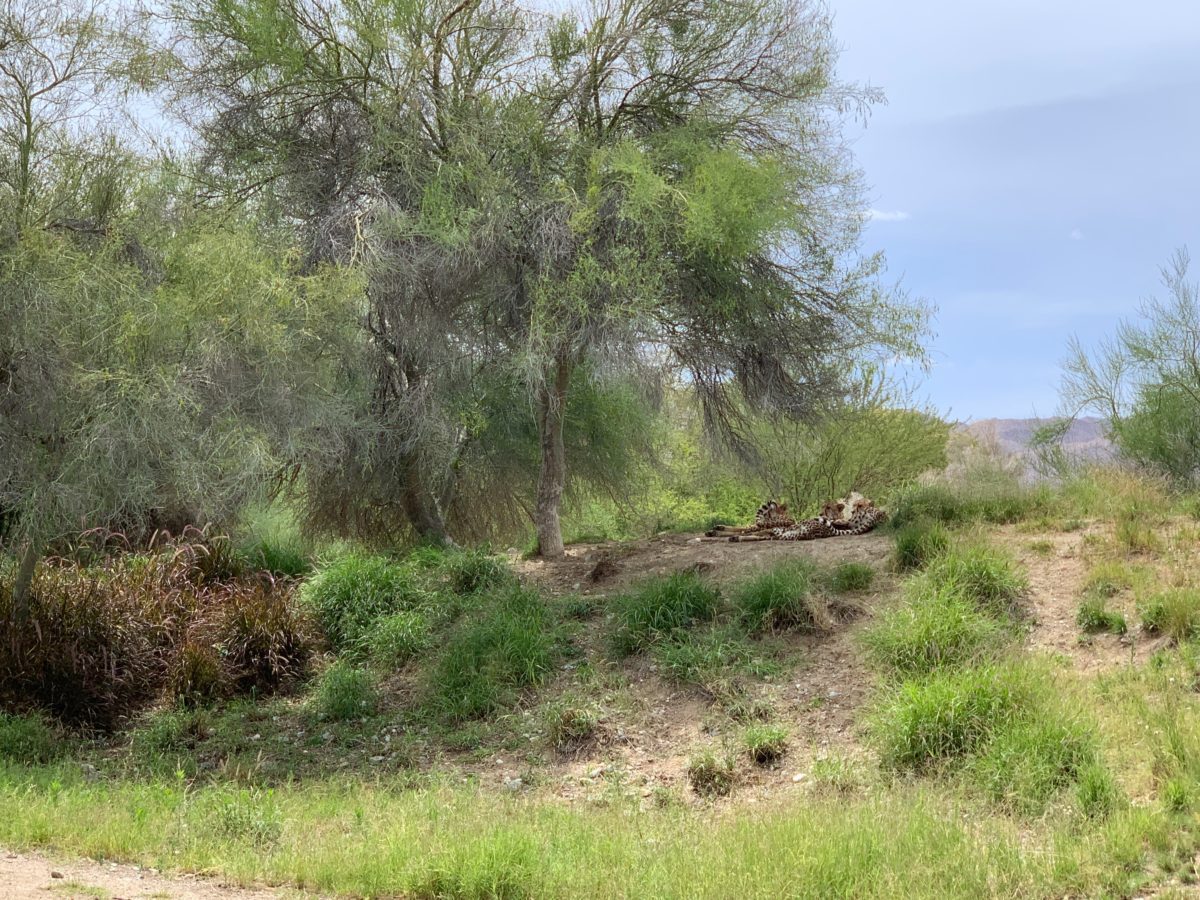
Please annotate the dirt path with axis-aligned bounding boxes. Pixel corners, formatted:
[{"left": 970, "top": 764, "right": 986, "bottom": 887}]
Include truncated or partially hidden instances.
[{"left": 0, "top": 848, "right": 297, "bottom": 900}]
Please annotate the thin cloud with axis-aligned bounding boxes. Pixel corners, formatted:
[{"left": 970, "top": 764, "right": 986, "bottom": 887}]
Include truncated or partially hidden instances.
[
  {"left": 867, "top": 208, "right": 911, "bottom": 222},
  {"left": 1069, "top": 228, "right": 1085, "bottom": 240}
]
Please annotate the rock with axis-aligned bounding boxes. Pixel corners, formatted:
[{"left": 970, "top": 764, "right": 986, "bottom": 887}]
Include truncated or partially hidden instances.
[
  {"left": 792, "top": 773, "right": 807, "bottom": 783},
  {"left": 50, "top": 871, "right": 64, "bottom": 878},
  {"left": 503, "top": 777, "right": 524, "bottom": 792},
  {"left": 370, "top": 755, "right": 385, "bottom": 763}
]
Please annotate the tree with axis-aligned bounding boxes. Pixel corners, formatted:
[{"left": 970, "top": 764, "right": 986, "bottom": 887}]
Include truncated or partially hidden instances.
[{"left": 1060, "top": 249, "right": 1200, "bottom": 485}]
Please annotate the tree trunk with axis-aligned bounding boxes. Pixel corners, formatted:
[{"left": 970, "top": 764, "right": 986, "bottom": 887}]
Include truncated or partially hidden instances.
[
  {"left": 401, "top": 463, "right": 456, "bottom": 547},
  {"left": 534, "top": 357, "right": 572, "bottom": 558},
  {"left": 10, "top": 537, "right": 41, "bottom": 625}
]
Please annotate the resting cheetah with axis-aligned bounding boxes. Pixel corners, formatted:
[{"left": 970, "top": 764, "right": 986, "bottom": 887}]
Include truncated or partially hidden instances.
[
  {"left": 704, "top": 500, "right": 795, "bottom": 537},
  {"left": 709, "top": 494, "right": 888, "bottom": 543}
]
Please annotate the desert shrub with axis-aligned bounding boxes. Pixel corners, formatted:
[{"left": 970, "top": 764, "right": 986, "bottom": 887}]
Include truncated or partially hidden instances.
[
  {"left": 216, "top": 581, "right": 312, "bottom": 693},
  {"left": 543, "top": 698, "right": 600, "bottom": 751},
  {"left": 368, "top": 610, "right": 433, "bottom": 668},
  {"left": 1139, "top": 590, "right": 1200, "bottom": 642},
  {"left": 440, "top": 549, "right": 517, "bottom": 595},
  {"left": 1076, "top": 597, "right": 1128, "bottom": 635},
  {"left": 922, "top": 544, "right": 1027, "bottom": 616},
  {"left": 742, "top": 724, "right": 789, "bottom": 764},
  {"left": 862, "top": 586, "right": 1009, "bottom": 676},
  {"left": 871, "top": 665, "right": 1032, "bottom": 770},
  {"left": 731, "top": 560, "right": 820, "bottom": 633},
  {"left": 687, "top": 748, "right": 737, "bottom": 797},
  {"left": 429, "top": 587, "right": 562, "bottom": 722},
  {"left": 966, "top": 718, "right": 1099, "bottom": 814},
  {"left": 654, "top": 625, "right": 780, "bottom": 688},
  {"left": 892, "top": 521, "right": 951, "bottom": 571},
  {"left": 312, "top": 661, "right": 377, "bottom": 721},
  {"left": 0, "top": 711, "right": 61, "bottom": 765},
  {"left": 166, "top": 640, "right": 228, "bottom": 707},
  {"left": 827, "top": 562, "right": 874, "bottom": 593},
  {"left": 299, "top": 554, "right": 430, "bottom": 654},
  {"left": 610, "top": 572, "right": 720, "bottom": 655}
]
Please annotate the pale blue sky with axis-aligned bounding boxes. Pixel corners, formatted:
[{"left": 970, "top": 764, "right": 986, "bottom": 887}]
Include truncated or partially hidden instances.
[{"left": 834, "top": 0, "right": 1200, "bottom": 419}]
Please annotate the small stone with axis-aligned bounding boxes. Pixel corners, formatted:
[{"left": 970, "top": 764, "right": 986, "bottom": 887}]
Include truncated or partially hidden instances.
[
  {"left": 792, "top": 773, "right": 807, "bottom": 783},
  {"left": 827, "top": 690, "right": 840, "bottom": 700},
  {"left": 249, "top": 733, "right": 261, "bottom": 741},
  {"left": 503, "top": 777, "right": 523, "bottom": 792},
  {"left": 50, "top": 871, "right": 64, "bottom": 879},
  {"left": 589, "top": 766, "right": 606, "bottom": 778},
  {"left": 370, "top": 755, "right": 385, "bottom": 763}
]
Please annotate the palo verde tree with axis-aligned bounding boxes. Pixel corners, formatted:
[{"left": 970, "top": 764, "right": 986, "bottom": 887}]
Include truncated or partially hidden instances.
[
  {"left": 1060, "top": 249, "right": 1200, "bottom": 485},
  {"left": 0, "top": 0, "right": 361, "bottom": 621}
]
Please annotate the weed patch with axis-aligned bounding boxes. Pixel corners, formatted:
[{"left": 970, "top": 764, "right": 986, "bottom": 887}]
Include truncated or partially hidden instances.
[
  {"left": 1139, "top": 590, "right": 1200, "bottom": 643},
  {"left": 862, "top": 587, "right": 1009, "bottom": 676},
  {"left": 731, "top": 560, "right": 820, "bottom": 633},
  {"left": 610, "top": 572, "right": 719, "bottom": 655},
  {"left": 893, "top": 521, "right": 951, "bottom": 571}
]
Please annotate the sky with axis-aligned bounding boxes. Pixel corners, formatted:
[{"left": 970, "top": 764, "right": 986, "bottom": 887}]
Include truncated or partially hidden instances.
[{"left": 831, "top": 0, "right": 1200, "bottom": 421}]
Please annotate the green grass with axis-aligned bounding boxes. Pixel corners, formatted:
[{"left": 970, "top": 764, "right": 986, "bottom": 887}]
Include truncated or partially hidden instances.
[
  {"left": 367, "top": 610, "right": 434, "bottom": 668},
  {"left": 1077, "top": 597, "right": 1128, "bottom": 635},
  {"left": 731, "top": 560, "right": 820, "bottom": 633},
  {"left": 1083, "top": 561, "right": 1137, "bottom": 599},
  {"left": 892, "top": 521, "right": 951, "bottom": 571},
  {"left": 862, "top": 586, "right": 1010, "bottom": 676},
  {"left": 299, "top": 554, "right": 431, "bottom": 654},
  {"left": 610, "top": 572, "right": 720, "bottom": 655},
  {"left": 0, "top": 712, "right": 60, "bottom": 765},
  {"left": 312, "top": 662, "right": 377, "bottom": 721},
  {"left": 827, "top": 562, "right": 875, "bottom": 593},
  {"left": 687, "top": 748, "right": 737, "bottom": 796},
  {"left": 654, "top": 625, "right": 781, "bottom": 688},
  {"left": 742, "top": 724, "right": 789, "bottom": 764},
  {"left": 921, "top": 544, "right": 1027, "bottom": 616},
  {"left": 428, "top": 586, "right": 564, "bottom": 722},
  {"left": 1139, "top": 590, "right": 1200, "bottom": 643}
]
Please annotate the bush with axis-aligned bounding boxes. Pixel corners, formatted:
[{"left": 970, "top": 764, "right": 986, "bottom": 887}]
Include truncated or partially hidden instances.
[
  {"left": 440, "top": 549, "right": 517, "bottom": 595},
  {"left": 0, "top": 711, "right": 61, "bottom": 765},
  {"left": 966, "top": 718, "right": 1099, "bottom": 813},
  {"left": 312, "top": 661, "right": 377, "bottom": 721},
  {"left": 687, "top": 748, "right": 737, "bottom": 797},
  {"left": 871, "top": 665, "right": 1031, "bottom": 770},
  {"left": 216, "top": 581, "right": 312, "bottom": 693},
  {"left": 922, "top": 544, "right": 1027, "bottom": 616},
  {"left": 1076, "top": 597, "right": 1127, "bottom": 635},
  {"left": 166, "top": 641, "right": 227, "bottom": 707},
  {"left": 654, "top": 626, "right": 780, "bottom": 688},
  {"left": 1139, "top": 590, "right": 1200, "bottom": 642},
  {"left": 610, "top": 572, "right": 720, "bottom": 655},
  {"left": 731, "top": 561, "right": 820, "bottom": 633},
  {"left": 299, "top": 554, "right": 430, "bottom": 654},
  {"left": 368, "top": 610, "right": 433, "bottom": 668},
  {"left": 828, "top": 562, "right": 874, "bottom": 593},
  {"left": 742, "top": 724, "right": 789, "bottom": 764},
  {"left": 862, "top": 586, "right": 1009, "bottom": 676},
  {"left": 893, "top": 521, "right": 951, "bottom": 572},
  {"left": 429, "top": 587, "right": 562, "bottom": 722}
]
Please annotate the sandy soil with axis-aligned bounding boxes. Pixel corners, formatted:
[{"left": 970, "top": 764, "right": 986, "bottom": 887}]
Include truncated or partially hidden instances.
[{"left": 0, "top": 848, "right": 299, "bottom": 900}]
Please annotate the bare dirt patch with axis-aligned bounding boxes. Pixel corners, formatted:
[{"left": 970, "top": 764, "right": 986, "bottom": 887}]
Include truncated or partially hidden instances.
[{"left": 0, "top": 848, "right": 299, "bottom": 900}]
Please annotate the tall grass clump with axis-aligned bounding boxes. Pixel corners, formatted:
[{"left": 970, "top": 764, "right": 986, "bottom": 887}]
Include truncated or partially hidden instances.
[
  {"left": 862, "top": 586, "right": 1009, "bottom": 676},
  {"left": 367, "top": 610, "right": 434, "bottom": 668},
  {"left": 966, "top": 717, "right": 1101, "bottom": 814},
  {"left": 1139, "top": 589, "right": 1200, "bottom": 643},
  {"left": 312, "top": 661, "right": 377, "bottom": 721},
  {"left": 299, "top": 554, "right": 430, "bottom": 654},
  {"left": 439, "top": 549, "right": 517, "bottom": 596},
  {"left": 731, "top": 560, "right": 821, "bottom": 633},
  {"left": 610, "top": 572, "right": 720, "bottom": 655},
  {"left": 892, "top": 521, "right": 950, "bottom": 571},
  {"left": 0, "top": 711, "right": 61, "bottom": 765},
  {"left": 871, "top": 665, "right": 1032, "bottom": 770},
  {"left": 921, "top": 544, "right": 1027, "bottom": 616},
  {"left": 655, "top": 625, "right": 780, "bottom": 688},
  {"left": 828, "top": 562, "right": 875, "bottom": 593},
  {"left": 1083, "top": 561, "right": 1136, "bottom": 598},
  {"left": 429, "top": 587, "right": 563, "bottom": 721},
  {"left": 1076, "top": 597, "right": 1127, "bottom": 635}
]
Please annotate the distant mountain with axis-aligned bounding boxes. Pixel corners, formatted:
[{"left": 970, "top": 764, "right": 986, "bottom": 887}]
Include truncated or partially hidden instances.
[{"left": 961, "top": 417, "right": 1114, "bottom": 465}]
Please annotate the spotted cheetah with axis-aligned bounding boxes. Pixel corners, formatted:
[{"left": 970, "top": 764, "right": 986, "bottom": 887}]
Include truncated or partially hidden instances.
[
  {"left": 704, "top": 500, "right": 795, "bottom": 537},
  {"left": 714, "top": 494, "right": 888, "bottom": 542}
]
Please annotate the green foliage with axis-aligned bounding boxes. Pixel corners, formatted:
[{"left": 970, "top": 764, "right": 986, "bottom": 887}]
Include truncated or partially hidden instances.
[
  {"left": 828, "top": 562, "right": 875, "bottom": 593},
  {"left": 1076, "top": 598, "right": 1128, "bottom": 635},
  {"left": 888, "top": 473, "right": 1049, "bottom": 531},
  {"left": 742, "top": 724, "right": 789, "bottom": 765},
  {"left": 135, "top": 707, "right": 212, "bottom": 756},
  {"left": 543, "top": 698, "right": 600, "bottom": 751},
  {"left": 893, "top": 522, "right": 951, "bottom": 571},
  {"left": 428, "top": 587, "right": 563, "bottom": 722},
  {"left": 966, "top": 718, "right": 1100, "bottom": 814},
  {"left": 299, "top": 554, "right": 429, "bottom": 654},
  {"left": 862, "top": 587, "right": 1009, "bottom": 676},
  {"left": 731, "top": 560, "right": 820, "bottom": 633},
  {"left": 0, "top": 712, "right": 61, "bottom": 765},
  {"left": 1075, "top": 764, "right": 1122, "bottom": 818},
  {"left": 687, "top": 748, "right": 737, "bottom": 797},
  {"left": 654, "top": 626, "right": 780, "bottom": 688},
  {"left": 312, "top": 662, "right": 377, "bottom": 721},
  {"left": 610, "top": 572, "right": 720, "bottom": 655},
  {"left": 1139, "top": 590, "right": 1200, "bottom": 642},
  {"left": 871, "top": 666, "right": 1031, "bottom": 770},
  {"left": 368, "top": 611, "right": 433, "bottom": 669},
  {"left": 921, "top": 544, "right": 1027, "bottom": 616},
  {"left": 441, "top": 549, "right": 517, "bottom": 596},
  {"left": 208, "top": 788, "right": 284, "bottom": 847},
  {"left": 1083, "top": 562, "right": 1136, "bottom": 598}
]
